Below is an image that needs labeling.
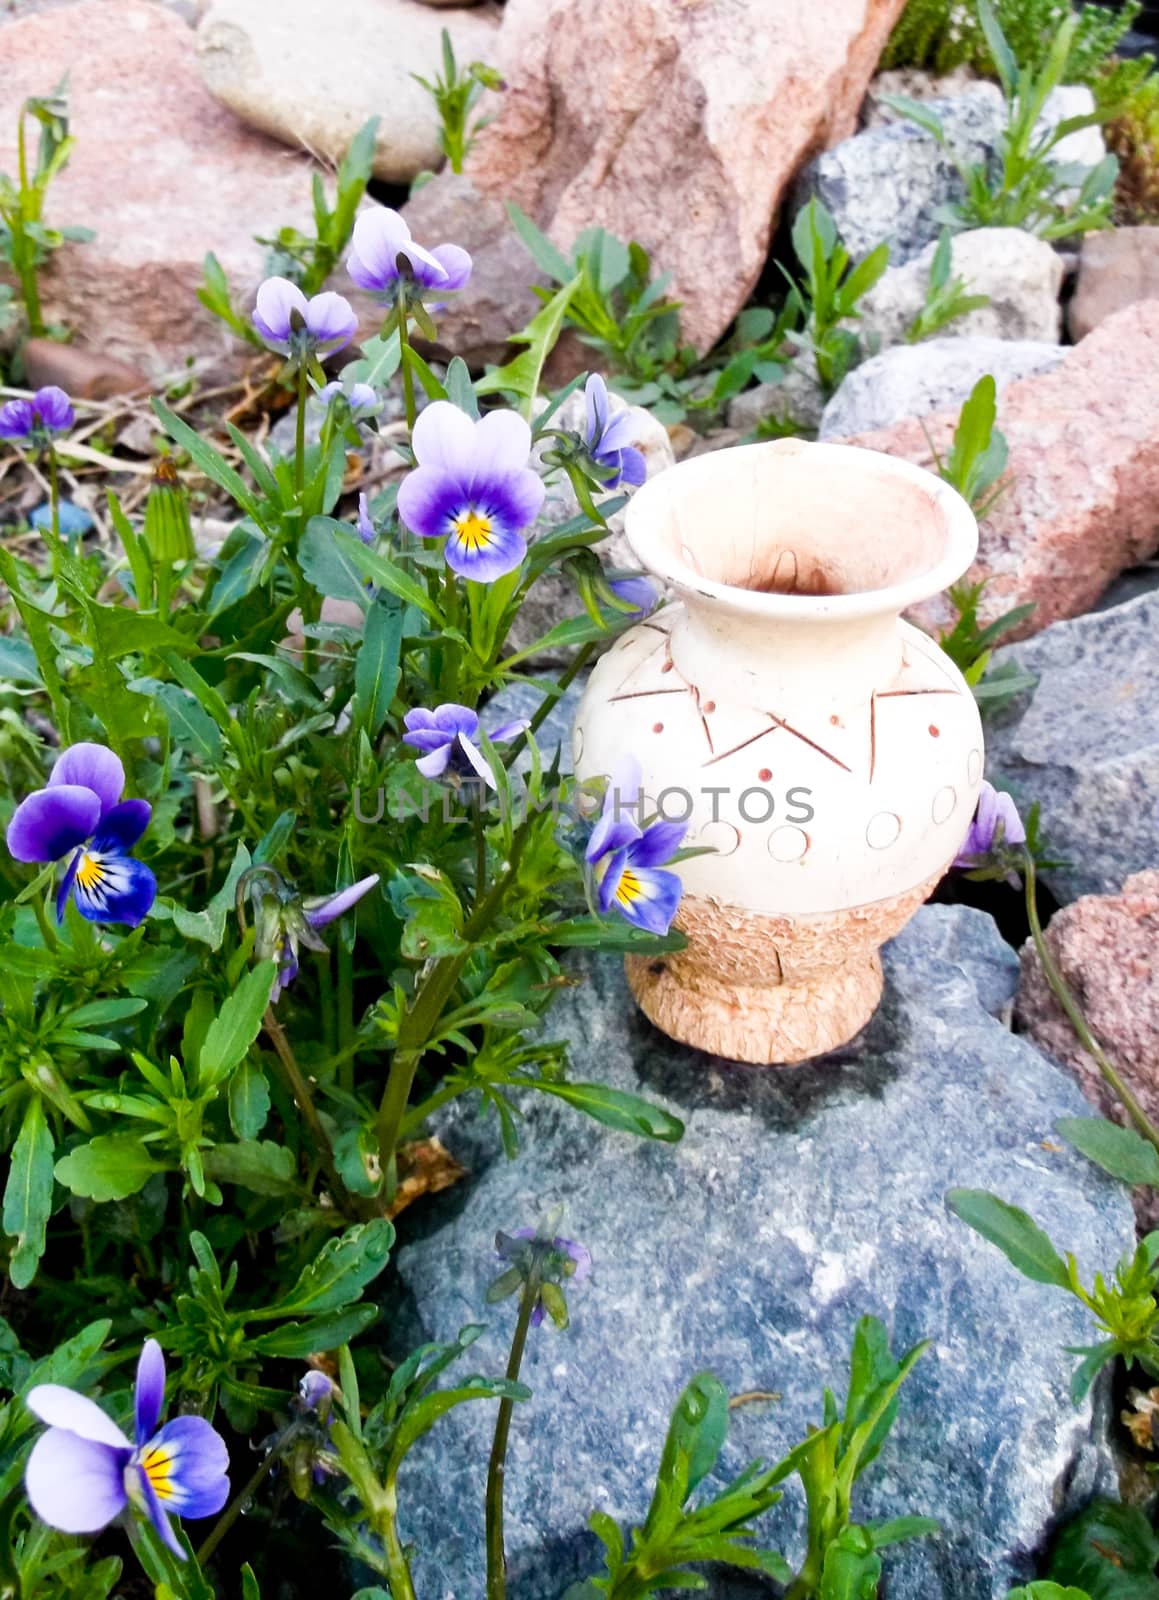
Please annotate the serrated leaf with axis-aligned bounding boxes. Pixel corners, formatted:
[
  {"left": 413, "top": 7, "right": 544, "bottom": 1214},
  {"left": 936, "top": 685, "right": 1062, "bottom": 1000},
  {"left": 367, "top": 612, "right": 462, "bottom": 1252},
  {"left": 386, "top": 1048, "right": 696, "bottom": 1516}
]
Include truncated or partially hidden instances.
[
  {"left": 250, "top": 1304, "right": 379, "bottom": 1357},
  {"left": 55, "top": 1134, "right": 167, "bottom": 1202},
  {"left": 203, "top": 1140, "right": 296, "bottom": 1195},
  {"left": 262, "top": 1218, "right": 395, "bottom": 1319},
  {"left": 172, "top": 842, "right": 252, "bottom": 949},
  {"left": 4, "top": 1098, "right": 54, "bottom": 1287}
]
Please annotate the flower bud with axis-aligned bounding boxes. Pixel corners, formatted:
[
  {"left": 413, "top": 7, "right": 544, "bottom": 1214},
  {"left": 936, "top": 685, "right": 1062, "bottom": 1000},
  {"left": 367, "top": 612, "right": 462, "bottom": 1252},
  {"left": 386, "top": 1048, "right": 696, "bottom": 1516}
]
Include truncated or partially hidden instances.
[{"left": 143, "top": 458, "right": 195, "bottom": 564}]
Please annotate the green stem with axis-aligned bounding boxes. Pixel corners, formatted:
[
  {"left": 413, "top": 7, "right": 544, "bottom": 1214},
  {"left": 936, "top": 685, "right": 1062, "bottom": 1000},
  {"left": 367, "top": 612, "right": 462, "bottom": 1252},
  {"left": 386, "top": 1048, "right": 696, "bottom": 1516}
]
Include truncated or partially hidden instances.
[
  {"left": 503, "top": 642, "right": 596, "bottom": 767},
  {"left": 263, "top": 1005, "right": 359, "bottom": 1217},
  {"left": 397, "top": 305, "right": 417, "bottom": 432},
  {"left": 16, "top": 113, "right": 44, "bottom": 339},
  {"left": 32, "top": 883, "right": 59, "bottom": 952},
  {"left": 195, "top": 1428, "right": 298, "bottom": 1565},
  {"left": 295, "top": 360, "right": 308, "bottom": 505},
  {"left": 375, "top": 811, "right": 536, "bottom": 1175},
  {"left": 473, "top": 794, "right": 488, "bottom": 908},
  {"left": 1024, "top": 855, "right": 1159, "bottom": 1155},
  {"left": 46, "top": 446, "right": 61, "bottom": 572},
  {"left": 485, "top": 1274, "right": 540, "bottom": 1600}
]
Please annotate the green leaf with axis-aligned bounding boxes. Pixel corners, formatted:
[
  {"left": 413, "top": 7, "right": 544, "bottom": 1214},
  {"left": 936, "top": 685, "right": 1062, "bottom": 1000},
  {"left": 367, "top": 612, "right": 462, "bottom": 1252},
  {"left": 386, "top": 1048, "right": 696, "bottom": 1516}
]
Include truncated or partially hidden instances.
[
  {"left": 1057, "top": 1117, "right": 1159, "bottom": 1187},
  {"left": 505, "top": 201, "right": 574, "bottom": 283},
  {"left": 0, "top": 635, "right": 41, "bottom": 684},
  {"left": 171, "top": 842, "right": 252, "bottom": 950},
  {"left": 516, "top": 1078, "right": 684, "bottom": 1142},
  {"left": 549, "top": 918, "right": 687, "bottom": 955},
  {"left": 203, "top": 1140, "right": 296, "bottom": 1195},
  {"left": 820, "top": 1525, "right": 882, "bottom": 1599},
  {"left": 229, "top": 1058, "right": 270, "bottom": 1140},
  {"left": 342, "top": 328, "right": 401, "bottom": 390},
  {"left": 385, "top": 1378, "right": 530, "bottom": 1481},
  {"left": 658, "top": 1373, "right": 730, "bottom": 1508},
  {"left": 4, "top": 1097, "right": 54, "bottom": 1287},
  {"left": 354, "top": 597, "right": 404, "bottom": 739},
  {"left": 1006, "top": 1585, "right": 1091, "bottom": 1600},
  {"left": 264, "top": 1218, "right": 395, "bottom": 1319},
  {"left": 302, "top": 519, "right": 439, "bottom": 620},
  {"left": 946, "top": 1188, "right": 1071, "bottom": 1288},
  {"left": 241, "top": 1565, "right": 262, "bottom": 1600},
  {"left": 55, "top": 1134, "right": 167, "bottom": 1202},
  {"left": 198, "top": 962, "right": 277, "bottom": 1089},
  {"left": 869, "top": 1515, "right": 940, "bottom": 1549},
  {"left": 1049, "top": 1498, "right": 1159, "bottom": 1598},
  {"left": 976, "top": 0, "right": 1018, "bottom": 98},
  {"left": 878, "top": 94, "right": 948, "bottom": 145},
  {"left": 132, "top": 679, "right": 223, "bottom": 765},
  {"left": 250, "top": 1305, "right": 380, "bottom": 1357},
  {"left": 153, "top": 399, "right": 267, "bottom": 527},
  {"left": 475, "top": 276, "right": 581, "bottom": 414}
]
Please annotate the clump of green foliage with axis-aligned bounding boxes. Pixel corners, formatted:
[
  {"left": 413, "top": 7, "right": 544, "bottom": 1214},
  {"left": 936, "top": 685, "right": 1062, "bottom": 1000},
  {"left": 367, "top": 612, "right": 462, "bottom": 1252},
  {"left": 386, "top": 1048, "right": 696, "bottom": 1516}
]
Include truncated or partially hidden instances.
[
  {"left": 1105, "top": 61, "right": 1159, "bottom": 219},
  {"left": 780, "top": 199, "right": 890, "bottom": 394},
  {"left": 885, "top": 0, "right": 1119, "bottom": 239},
  {"left": 883, "top": 0, "right": 1140, "bottom": 84},
  {"left": 0, "top": 80, "right": 92, "bottom": 343},
  {"left": 412, "top": 26, "right": 503, "bottom": 176}
]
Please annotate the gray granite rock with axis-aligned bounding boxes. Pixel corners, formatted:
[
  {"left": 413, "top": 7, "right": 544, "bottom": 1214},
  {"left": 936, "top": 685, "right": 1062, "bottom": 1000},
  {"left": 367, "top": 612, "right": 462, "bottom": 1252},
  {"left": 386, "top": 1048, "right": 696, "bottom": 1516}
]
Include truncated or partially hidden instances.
[
  {"left": 726, "top": 356, "right": 827, "bottom": 436},
  {"left": 986, "top": 588, "right": 1159, "bottom": 902},
  {"left": 391, "top": 907, "right": 1132, "bottom": 1598},
  {"left": 796, "top": 84, "right": 1104, "bottom": 265},
  {"left": 819, "top": 336, "right": 1065, "bottom": 439},
  {"left": 856, "top": 227, "right": 1064, "bottom": 350}
]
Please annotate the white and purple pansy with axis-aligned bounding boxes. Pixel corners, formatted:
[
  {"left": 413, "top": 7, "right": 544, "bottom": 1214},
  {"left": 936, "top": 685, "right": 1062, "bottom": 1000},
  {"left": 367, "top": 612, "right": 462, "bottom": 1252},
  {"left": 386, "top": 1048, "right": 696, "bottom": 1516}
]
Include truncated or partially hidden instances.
[
  {"left": 584, "top": 374, "right": 646, "bottom": 489},
  {"left": 508, "top": 1228, "right": 592, "bottom": 1328},
  {"left": 585, "top": 758, "right": 686, "bottom": 936},
  {"left": 396, "top": 402, "right": 545, "bottom": 582},
  {"left": 269, "top": 873, "right": 381, "bottom": 1001},
  {"left": 24, "top": 1338, "right": 230, "bottom": 1559},
  {"left": 402, "top": 703, "right": 528, "bottom": 788},
  {"left": 346, "top": 206, "right": 472, "bottom": 297},
  {"left": 319, "top": 378, "right": 382, "bottom": 421},
  {"left": 6, "top": 742, "right": 157, "bottom": 927},
  {"left": 252, "top": 276, "right": 357, "bottom": 358},
  {"left": 608, "top": 576, "right": 659, "bottom": 617}
]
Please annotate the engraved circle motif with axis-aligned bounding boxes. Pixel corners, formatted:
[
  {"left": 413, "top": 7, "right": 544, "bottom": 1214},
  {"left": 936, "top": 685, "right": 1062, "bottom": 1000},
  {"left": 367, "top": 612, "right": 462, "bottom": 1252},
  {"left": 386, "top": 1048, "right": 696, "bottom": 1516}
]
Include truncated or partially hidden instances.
[
  {"left": 695, "top": 820, "right": 741, "bottom": 858},
  {"left": 932, "top": 785, "right": 957, "bottom": 825},
  {"left": 866, "top": 811, "right": 902, "bottom": 850},
  {"left": 767, "top": 825, "right": 810, "bottom": 863},
  {"left": 967, "top": 747, "right": 983, "bottom": 784},
  {"left": 571, "top": 724, "right": 585, "bottom": 766}
]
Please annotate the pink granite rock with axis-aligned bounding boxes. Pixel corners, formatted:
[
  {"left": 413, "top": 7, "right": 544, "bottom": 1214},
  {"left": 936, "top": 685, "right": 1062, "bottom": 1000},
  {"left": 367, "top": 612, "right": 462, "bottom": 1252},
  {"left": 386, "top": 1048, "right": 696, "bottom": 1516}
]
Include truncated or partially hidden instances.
[
  {"left": 0, "top": 0, "right": 323, "bottom": 378},
  {"left": 842, "top": 301, "right": 1159, "bottom": 639},
  {"left": 403, "top": 0, "right": 908, "bottom": 363},
  {"left": 1017, "top": 870, "right": 1159, "bottom": 1144},
  {"left": 1069, "top": 226, "right": 1159, "bottom": 343}
]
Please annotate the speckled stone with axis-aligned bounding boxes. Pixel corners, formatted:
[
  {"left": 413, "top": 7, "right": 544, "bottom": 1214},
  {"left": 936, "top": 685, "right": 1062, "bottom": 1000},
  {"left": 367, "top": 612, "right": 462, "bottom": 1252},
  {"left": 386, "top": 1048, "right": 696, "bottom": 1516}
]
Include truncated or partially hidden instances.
[
  {"left": 985, "top": 587, "right": 1159, "bottom": 901},
  {"left": 390, "top": 906, "right": 1132, "bottom": 1598}
]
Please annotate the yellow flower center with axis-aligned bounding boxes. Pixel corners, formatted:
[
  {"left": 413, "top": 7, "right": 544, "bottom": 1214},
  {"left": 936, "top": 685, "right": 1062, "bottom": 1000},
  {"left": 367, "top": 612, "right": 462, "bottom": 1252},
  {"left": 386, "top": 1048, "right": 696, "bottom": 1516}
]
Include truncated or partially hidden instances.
[
  {"left": 74, "top": 852, "right": 105, "bottom": 890},
  {"left": 615, "top": 868, "right": 642, "bottom": 907},
  {"left": 138, "top": 1443, "right": 177, "bottom": 1501},
  {"left": 453, "top": 509, "right": 493, "bottom": 551}
]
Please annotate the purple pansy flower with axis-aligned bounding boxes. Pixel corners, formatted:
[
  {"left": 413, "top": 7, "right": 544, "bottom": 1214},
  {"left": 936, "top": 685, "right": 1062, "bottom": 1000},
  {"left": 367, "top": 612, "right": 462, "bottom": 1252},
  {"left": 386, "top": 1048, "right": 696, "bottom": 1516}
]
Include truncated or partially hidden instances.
[
  {"left": 298, "top": 1371, "right": 333, "bottom": 1415},
  {"left": 584, "top": 375, "right": 646, "bottom": 489},
  {"left": 252, "top": 277, "right": 357, "bottom": 358},
  {"left": 585, "top": 757, "right": 685, "bottom": 936},
  {"left": 403, "top": 703, "right": 528, "bottom": 788},
  {"left": 347, "top": 207, "right": 472, "bottom": 297},
  {"left": 6, "top": 743, "right": 156, "bottom": 927},
  {"left": 609, "top": 576, "right": 659, "bottom": 616},
  {"left": 24, "top": 1338, "right": 229, "bottom": 1559},
  {"left": 274, "top": 873, "right": 381, "bottom": 998},
  {"left": 954, "top": 780, "right": 1026, "bottom": 868},
  {"left": 319, "top": 379, "right": 381, "bottom": 420},
  {"left": 0, "top": 385, "right": 75, "bottom": 446},
  {"left": 397, "top": 402, "right": 545, "bottom": 582},
  {"left": 508, "top": 1228, "right": 592, "bottom": 1329}
]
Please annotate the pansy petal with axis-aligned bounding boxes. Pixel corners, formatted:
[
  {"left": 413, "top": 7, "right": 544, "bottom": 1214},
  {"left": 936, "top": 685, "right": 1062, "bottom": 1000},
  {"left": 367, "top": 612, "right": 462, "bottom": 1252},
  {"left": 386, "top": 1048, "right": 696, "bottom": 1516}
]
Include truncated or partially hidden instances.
[
  {"left": 489, "top": 717, "right": 531, "bottom": 744},
  {"left": 7, "top": 786, "right": 101, "bottom": 864},
  {"left": 615, "top": 446, "right": 648, "bottom": 486},
  {"left": 25, "top": 1385, "right": 132, "bottom": 1449},
  {"left": 609, "top": 576, "right": 658, "bottom": 615},
  {"left": 402, "top": 237, "right": 452, "bottom": 286},
  {"left": 141, "top": 1415, "right": 230, "bottom": 1519},
  {"left": 135, "top": 1468, "right": 187, "bottom": 1558},
  {"left": 303, "top": 873, "right": 380, "bottom": 929},
  {"left": 396, "top": 463, "right": 465, "bottom": 543},
  {"left": 995, "top": 791, "right": 1026, "bottom": 846},
  {"left": 445, "top": 520, "right": 526, "bottom": 583},
  {"left": 478, "top": 469, "right": 545, "bottom": 537},
  {"left": 457, "top": 733, "right": 498, "bottom": 789},
  {"left": 305, "top": 291, "right": 357, "bottom": 351},
  {"left": 410, "top": 401, "right": 478, "bottom": 474},
  {"left": 432, "top": 703, "right": 479, "bottom": 737},
  {"left": 596, "top": 848, "right": 629, "bottom": 915},
  {"left": 91, "top": 799, "right": 151, "bottom": 855},
  {"left": 26, "top": 1428, "right": 128, "bottom": 1533},
  {"left": 402, "top": 706, "right": 438, "bottom": 732},
  {"left": 403, "top": 727, "right": 453, "bottom": 753},
  {"left": 598, "top": 409, "right": 638, "bottom": 454},
  {"left": 253, "top": 276, "right": 308, "bottom": 345},
  {"left": 584, "top": 373, "right": 606, "bottom": 444},
  {"left": 429, "top": 243, "right": 472, "bottom": 290},
  {"left": 415, "top": 747, "right": 452, "bottom": 779},
  {"left": 0, "top": 399, "right": 35, "bottom": 440},
  {"left": 610, "top": 864, "right": 683, "bottom": 935},
  {"left": 56, "top": 850, "right": 81, "bottom": 924},
  {"left": 470, "top": 410, "right": 533, "bottom": 479},
  {"left": 72, "top": 853, "right": 157, "bottom": 928},
  {"left": 586, "top": 811, "right": 641, "bottom": 864},
  {"left": 50, "top": 743, "right": 125, "bottom": 816},
  {"left": 134, "top": 1340, "right": 166, "bottom": 1446},
  {"left": 35, "top": 387, "right": 75, "bottom": 434},
  {"left": 629, "top": 819, "right": 687, "bottom": 869},
  {"left": 347, "top": 208, "right": 413, "bottom": 289}
]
